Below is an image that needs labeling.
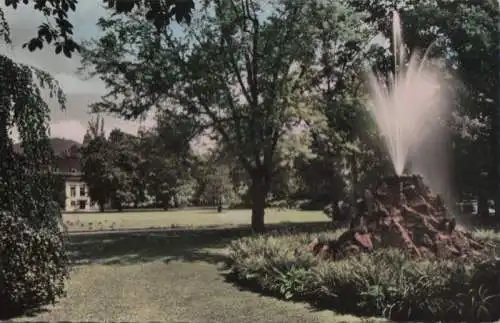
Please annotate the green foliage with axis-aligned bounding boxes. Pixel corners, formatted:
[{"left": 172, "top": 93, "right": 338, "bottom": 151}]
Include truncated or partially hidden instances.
[
  {"left": 3, "top": 0, "right": 195, "bottom": 57},
  {"left": 193, "top": 150, "right": 237, "bottom": 206},
  {"left": 140, "top": 126, "right": 196, "bottom": 209},
  {"left": 81, "top": 117, "right": 113, "bottom": 211},
  {"left": 227, "top": 229, "right": 500, "bottom": 321},
  {"left": 108, "top": 129, "right": 145, "bottom": 209},
  {"left": 0, "top": 35, "right": 69, "bottom": 314},
  {"left": 81, "top": 113, "right": 199, "bottom": 210},
  {"left": 0, "top": 211, "right": 69, "bottom": 317},
  {"left": 50, "top": 174, "right": 66, "bottom": 209}
]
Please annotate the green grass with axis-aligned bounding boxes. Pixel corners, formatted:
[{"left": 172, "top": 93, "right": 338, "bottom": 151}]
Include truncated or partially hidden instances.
[
  {"left": 62, "top": 208, "right": 326, "bottom": 232},
  {"left": 13, "top": 224, "right": 384, "bottom": 322}
]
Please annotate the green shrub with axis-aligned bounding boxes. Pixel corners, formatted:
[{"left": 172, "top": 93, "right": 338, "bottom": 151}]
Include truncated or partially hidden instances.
[
  {"left": 226, "top": 229, "right": 500, "bottom": 322},
  {"left": 298, "top": 199, "right": 327, "bottom": 211},
  {"left": 0, "top": 211, "right": 69, "bottom": 317}
]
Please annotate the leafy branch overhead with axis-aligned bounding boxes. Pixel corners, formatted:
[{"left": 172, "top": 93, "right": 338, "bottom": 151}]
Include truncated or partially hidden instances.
[{"left": 3, "top": 0, "right": 195, "bottom": 57}]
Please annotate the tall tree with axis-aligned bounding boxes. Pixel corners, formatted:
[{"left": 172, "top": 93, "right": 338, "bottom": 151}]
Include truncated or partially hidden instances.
[
  {"left": 107, "top": 129, "right": 139, "bottom": 210},
  {"left": 80, "top": 0, "right": 331, "bottom": 232},
  {"left": 197, "top": 151, "right": 235, "bottom": 208},
  {"left": 139, "top": 113, "right": 197, "bottom": 209},
  {"left": 295, "top": 1, "right": 386, "bottom": 207},
  {"left": 81, "top": 116, "right": 112, "bottom": 211}
]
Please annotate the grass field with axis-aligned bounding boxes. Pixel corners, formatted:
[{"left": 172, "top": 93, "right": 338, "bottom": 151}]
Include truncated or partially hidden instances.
[
  {"left": 62, "top": 208, "right": 327, "bottom": 232},
  {"left": 14, "top": 217, "right": 386, "bottom": 322}
]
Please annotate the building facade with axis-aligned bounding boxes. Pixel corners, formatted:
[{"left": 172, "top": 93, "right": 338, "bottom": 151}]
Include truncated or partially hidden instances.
[
  {"left": 53, "top": 153, "right": 98, "bottom": 212},
  {"left": 62, "top": 173, "right": 98, "bottom": 212}
]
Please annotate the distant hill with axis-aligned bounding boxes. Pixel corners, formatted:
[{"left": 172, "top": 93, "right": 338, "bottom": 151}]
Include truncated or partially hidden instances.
[{"left": 13, "top": 137, "right": 82, "bottom": 155}]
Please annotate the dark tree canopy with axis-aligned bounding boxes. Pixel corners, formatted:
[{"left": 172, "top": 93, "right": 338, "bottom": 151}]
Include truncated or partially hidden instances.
[{"left": 2, "top": 0, "right": 195, "bottom": 57}]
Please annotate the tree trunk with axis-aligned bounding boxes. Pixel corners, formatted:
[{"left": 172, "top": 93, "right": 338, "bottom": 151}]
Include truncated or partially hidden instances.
[
  {"left": 493, "top": 105, "right": 500, "bottom": 221},
  {"left": 350, "top": 152, "right": 359, "bottom": 219},
  {"left": 478, "top": 171, "right": 489, "bottom": 219},
  {"left": 478, "top": 193, "right": 489, "bottom": 218},
  {"left": 250, "top": 175, "right": 267, "bottom": 233}
]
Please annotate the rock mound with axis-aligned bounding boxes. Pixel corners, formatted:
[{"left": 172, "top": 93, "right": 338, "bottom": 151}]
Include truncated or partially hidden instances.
[{"left": 308, "top": 175, "right": 494, "bottom": 260}]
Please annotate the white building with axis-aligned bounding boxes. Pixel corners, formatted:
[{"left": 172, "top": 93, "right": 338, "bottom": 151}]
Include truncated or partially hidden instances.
[
  {"left": 61, "top": 173, "right": 98, "bottom": 212},
  {"left": 53, "top": 154, "right": 99, "bottom": 212}
]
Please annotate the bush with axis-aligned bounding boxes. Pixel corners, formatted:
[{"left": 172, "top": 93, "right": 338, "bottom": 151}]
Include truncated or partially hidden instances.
[
  {"left": 0, "top": 211, "right": 69, "bottom": 318},
  {"left": 298, "top": 199, "right": 328, "bottom": 210},
  {"left": 226, "top": 229, "right": 500, "bottom": 322}
]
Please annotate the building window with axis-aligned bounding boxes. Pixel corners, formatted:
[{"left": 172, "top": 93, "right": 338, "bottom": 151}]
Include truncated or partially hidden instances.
[
  {"left": 80, "top": 185, "right": 86, "bottom": 197},
  {"left": 71, "top": 200, "right": 76, "bottom": 207},
  {"left": 70, "top": 185, "right": 76, "bottom": 197}
]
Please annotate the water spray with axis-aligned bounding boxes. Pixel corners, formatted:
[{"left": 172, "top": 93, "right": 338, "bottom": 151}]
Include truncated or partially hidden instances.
[{"left": 366, "top": 11, "right": 452, "bottom": 183}]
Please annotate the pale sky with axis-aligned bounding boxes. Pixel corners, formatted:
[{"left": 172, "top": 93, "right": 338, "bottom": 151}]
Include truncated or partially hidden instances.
[{"left": 1, "top": 1, "right": 156, "bottom": 143}]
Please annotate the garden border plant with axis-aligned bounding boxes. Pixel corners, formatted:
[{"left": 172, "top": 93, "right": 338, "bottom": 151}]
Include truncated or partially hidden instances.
[{"left": 225, "top": 228, "right": 500, "bottom": 322}]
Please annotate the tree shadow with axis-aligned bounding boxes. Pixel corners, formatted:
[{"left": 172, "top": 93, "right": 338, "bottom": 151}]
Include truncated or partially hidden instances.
[
  {"left": 66, "top": 221, "right": 333, "bottom": 266},
  {"left": 0, "top": 307, "right": 53, "bottom": 321}
]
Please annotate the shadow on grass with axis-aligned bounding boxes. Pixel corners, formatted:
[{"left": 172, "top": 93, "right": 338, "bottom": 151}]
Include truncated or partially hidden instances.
[
  {"left": 66, "top": 221, "right": 333, "bottom": 266},
  {"left": 0, "top": 221, "right": 337, "bottom": 321},
  {"left": 0, "top": 307, "right": 52, "bottom": 321}
]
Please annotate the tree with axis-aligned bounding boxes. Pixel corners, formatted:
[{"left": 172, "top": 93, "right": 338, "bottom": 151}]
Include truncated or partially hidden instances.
[
  {"left": 138, "top": 113, "right": 197, "bottom": 209},
  {"left": 81, "top": 116, "right": 113, "bottom": 212},
  {"left": 81, "top": 121, "right": 149, "bottom": 211},
  {"left": 292, "top": 1, "right": 388, "bottom": 208},
  {"left": 107, "top": 129, "right": 139, "bottom": 210},
  {"left": 1, "top": 0, "right": 195, "bottom": 57},
  {"left": 198, "top": 152, "right": 235, "bottom": 208},
  {"left": 80, "top": 0, "right": 333, "bottom": 232},
  {"left": 0, "top": 18, "right": 68, "bottom": 316},
  {"left": 128, "top": 134, "right": 148, "bottom": 207}
]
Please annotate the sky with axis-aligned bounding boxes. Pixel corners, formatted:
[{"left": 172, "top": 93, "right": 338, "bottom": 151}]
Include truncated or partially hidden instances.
[{"left": 1, "top": 1, "right": 156, "bottom": 143}]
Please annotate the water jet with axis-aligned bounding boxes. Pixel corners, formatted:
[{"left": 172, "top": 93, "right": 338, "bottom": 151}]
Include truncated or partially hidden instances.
[{"left": 366, "top": 11, "right": 451, "bottom": 178}]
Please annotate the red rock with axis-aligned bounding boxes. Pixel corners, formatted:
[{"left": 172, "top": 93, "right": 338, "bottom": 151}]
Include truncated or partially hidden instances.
[
  {"left": 354, "top": 232, "right": 373, "bottom": 250},
  {"left": 307, "top": 174, "right": 493, "bottom": 261}
]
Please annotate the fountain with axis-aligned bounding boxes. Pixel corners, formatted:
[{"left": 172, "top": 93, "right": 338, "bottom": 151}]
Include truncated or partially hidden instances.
[
  {"left": 367, "top": 11, "right": 452, "bottom": 177},
  {"left": 307, "top": 11, "right": 493, "bottom": 260}
]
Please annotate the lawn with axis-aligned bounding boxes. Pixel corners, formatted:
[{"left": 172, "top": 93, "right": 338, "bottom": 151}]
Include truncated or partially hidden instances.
[
  {"left": 62, "top": 208, "right": 327, "bottom": 232},
  {"left": 13, "top": 224, "right": 384, "bottom": 322},
  {"left": 13, "top": 212, "right": 497, "bottom": 322}
]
